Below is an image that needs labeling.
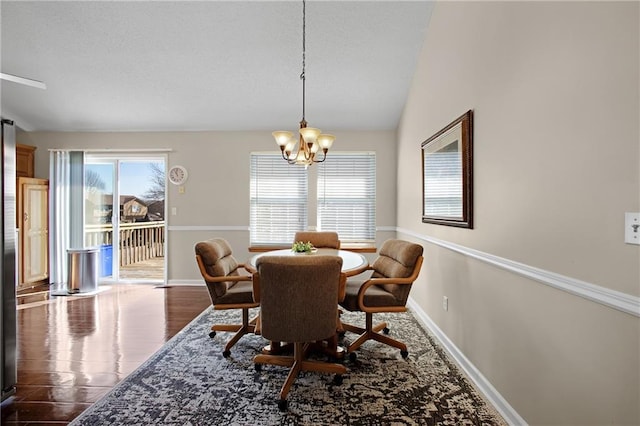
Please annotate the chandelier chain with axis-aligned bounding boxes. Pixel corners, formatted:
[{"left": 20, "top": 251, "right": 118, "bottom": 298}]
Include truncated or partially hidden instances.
[
  {"left": 301, "top": 0, "right": 306, "bottom": 122},
  {"left": 272, "top": 0, "right": 334, "bottom": 167}
]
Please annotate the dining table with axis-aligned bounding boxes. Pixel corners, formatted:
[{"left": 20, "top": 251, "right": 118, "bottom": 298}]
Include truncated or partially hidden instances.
[
  {"left": 246, "top": 248, "right": 369, "bottom": 277},
  {"left": 246, "top": 248, "right": 370, "bottom": 358}
]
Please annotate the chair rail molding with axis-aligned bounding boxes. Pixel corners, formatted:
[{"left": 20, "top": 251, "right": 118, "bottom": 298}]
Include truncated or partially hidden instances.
[
  {"left": 167, "top": 225, "right": 248, "bottom": 232},
  {"left": 168, "top": 225, "right": 397, "bottom": 232},
  {"left": 397, "top": 227, "right": 640, "bottom": 318}
]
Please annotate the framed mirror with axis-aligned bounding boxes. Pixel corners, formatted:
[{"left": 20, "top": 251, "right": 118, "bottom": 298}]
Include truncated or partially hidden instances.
[{"left": 421, "top": 110, "right": 473, "bottom": 228}]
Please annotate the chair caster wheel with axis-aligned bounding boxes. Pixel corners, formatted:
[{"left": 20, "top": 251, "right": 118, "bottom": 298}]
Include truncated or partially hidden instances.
[
  {"left": 348, "top": 352, "right": 357, "bottom": 362},
  {"left": 222, "top": 350, "right": 231, "bottom": 358},
  {"left": 209, "top": 331, "right": 216, "bottom": 338},
  {"left": 277, "top": 399, "right": 288, "bottom": 411},
  {"left": 383, "top": 327, "right": 390, "bottom": 335},
  {"left": 400, "top": 350, "right": 409, "bottom": 359},
  {"left": 254, "top": 363, "right": 262, "bottom": 372},
  {"left": 333, "top": 375, "right": 344, "bottom": 385}
]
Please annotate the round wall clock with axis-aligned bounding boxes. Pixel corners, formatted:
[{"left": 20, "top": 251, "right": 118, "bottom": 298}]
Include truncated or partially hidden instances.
[{"left": 168, "top": 165, "right": 188, "bottom": 185}]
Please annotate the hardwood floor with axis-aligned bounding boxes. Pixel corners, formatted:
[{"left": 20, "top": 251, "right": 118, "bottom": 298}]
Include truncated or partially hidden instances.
[{"left": 1, "top": 284, "right": 211, "bottom": 425}]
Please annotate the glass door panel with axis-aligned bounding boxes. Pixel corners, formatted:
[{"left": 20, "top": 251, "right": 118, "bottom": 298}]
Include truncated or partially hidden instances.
[
  {"left": 118, "top": 159, "right": 165, "bottom": 281},
  {"left": 84, "top": 156, "right": 166, "bottom": 283},
  {"left": 84, "top": 161, "right": 116, "bottom": 279}
]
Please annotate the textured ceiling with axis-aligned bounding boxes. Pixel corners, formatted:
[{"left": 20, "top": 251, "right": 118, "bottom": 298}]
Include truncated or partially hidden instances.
[{"left": 1, "top": 1, "right": 433, "bottom": 132}]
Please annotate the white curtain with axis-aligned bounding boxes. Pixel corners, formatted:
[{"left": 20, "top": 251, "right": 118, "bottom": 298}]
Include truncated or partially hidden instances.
[{"left": 49, "top": 150, "right": 84, "bottom": 284}]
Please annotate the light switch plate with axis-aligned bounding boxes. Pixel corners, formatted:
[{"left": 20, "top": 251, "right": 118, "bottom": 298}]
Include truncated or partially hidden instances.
[{"left": 625, "top": 212, "right": 640, "bottom": 245}]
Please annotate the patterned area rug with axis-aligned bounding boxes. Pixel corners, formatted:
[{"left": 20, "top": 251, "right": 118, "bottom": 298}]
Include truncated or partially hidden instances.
[{"left": 71, "top": 307, "right": 506, "bottom": 425}]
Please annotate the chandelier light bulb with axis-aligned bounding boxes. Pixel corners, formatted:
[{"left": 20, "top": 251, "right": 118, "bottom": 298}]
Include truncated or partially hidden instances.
[
  {"left": 273, "top": 131, "right": 293, "bottom": 147},
  {"left": 299, "top": 127, "right": 321, "bottom": 144},
  {"left": 317, "top": 134, "right": 335, "bottom": 150},
  {"left": 284, "top": 140, "right": 296, "bottom": 155}
]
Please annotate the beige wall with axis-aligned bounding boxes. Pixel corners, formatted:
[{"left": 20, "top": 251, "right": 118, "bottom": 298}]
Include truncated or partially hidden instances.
[
  {"left": 19, "top": 129, "right": 397, "bottom": 279},
  {"left": 397, "top": 1, "right": 639, "bottom": 425}
]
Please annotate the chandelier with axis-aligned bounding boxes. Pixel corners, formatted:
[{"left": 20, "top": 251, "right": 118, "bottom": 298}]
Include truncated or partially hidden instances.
[{"left": 272, "top": 0, "right": 335, "bottom": 167}]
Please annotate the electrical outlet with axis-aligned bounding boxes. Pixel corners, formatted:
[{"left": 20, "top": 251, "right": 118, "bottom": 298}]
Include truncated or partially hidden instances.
[
  {"left": 442, "top": 296, "right": 448, "bottom": 311},
  {"left": 171, "top": 207, "right": 177, "bottom": 216},
  {"left": 625, "top": 212, "right": 640, "bottom": 245}
]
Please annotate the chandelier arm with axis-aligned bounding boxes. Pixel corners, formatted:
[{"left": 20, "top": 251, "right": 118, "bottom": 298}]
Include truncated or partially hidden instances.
[{"left": 312, "top": 151, "right": 327, "bottom": 163}]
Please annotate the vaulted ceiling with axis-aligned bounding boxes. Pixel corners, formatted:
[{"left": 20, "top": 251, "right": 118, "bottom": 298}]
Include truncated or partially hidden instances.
[{"left": 1, "top": 1, "right": 433, "bottom": 132}]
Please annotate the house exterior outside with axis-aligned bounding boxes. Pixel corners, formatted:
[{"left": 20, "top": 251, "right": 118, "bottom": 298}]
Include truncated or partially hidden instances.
[{"left": 85, "top": 193, "right": 164, "bottom": 224}]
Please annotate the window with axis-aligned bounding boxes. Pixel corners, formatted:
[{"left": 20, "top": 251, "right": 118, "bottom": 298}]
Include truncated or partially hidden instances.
[
  {"left": 318, "top": 153, "right": 376, "bottom": 243},
  {"left": 250, "top": 154, "right": 308, "bottom": 245},
  {"left": 250, "top": 152, "right": 376, "bottom": 246}
]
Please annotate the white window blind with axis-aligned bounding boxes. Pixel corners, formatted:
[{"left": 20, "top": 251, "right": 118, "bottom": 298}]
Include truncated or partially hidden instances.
[
  {"left": 250, "top": 154, "right": 308, "bottom": 245},
  {"left": 318, "top": 153, "right": 376, "bottom": 243}
]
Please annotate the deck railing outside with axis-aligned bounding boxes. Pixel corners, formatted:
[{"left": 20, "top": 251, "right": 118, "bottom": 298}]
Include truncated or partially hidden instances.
[{"left": 85, "top": 221, "right": 165, "bottom": 266}]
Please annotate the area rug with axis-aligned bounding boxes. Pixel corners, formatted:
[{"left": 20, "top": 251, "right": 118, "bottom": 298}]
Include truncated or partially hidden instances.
[{"left": 70, "top": 307, "right": 507, "bottom": 425}]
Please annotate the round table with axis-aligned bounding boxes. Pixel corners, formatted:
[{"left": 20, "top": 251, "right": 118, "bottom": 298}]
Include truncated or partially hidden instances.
[
  {"left": 247, "top": 248, "right": 368, "bottom": 277},
  {"left": 247, "top": 248, "right": 368, "bottom": 359}
]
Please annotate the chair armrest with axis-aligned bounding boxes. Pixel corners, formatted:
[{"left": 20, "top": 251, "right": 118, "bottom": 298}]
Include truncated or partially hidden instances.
[
  {"left": 195, "top": 255, "right": 253, "bottom": 283},
  {"left": 252, "top": 272, "right": 261, "bottom": 303},
  {"left": 202, "top": 274, "right": 252, "bottom": 283},
  {"left": 338, "top": 272, "right": 347, "bottom": 302},
  {"left": 237, "top": 263, "right": 251, "bottom": 273},
  {"left": 348, "top": 264, "right": 374, "bottom": 279},
  {"left": 356, "top": 256, "right": 424, "bottom": 310}
]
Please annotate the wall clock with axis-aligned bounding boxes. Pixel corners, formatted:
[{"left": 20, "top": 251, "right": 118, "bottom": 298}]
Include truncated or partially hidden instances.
[{"left": 168, "top": 165, "right": 188, "bottom": 185}]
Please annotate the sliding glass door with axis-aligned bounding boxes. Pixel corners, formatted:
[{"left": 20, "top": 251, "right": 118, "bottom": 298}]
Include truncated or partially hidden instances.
[{"left": 84, "top": 155, "right": 166, "bottom": 283}]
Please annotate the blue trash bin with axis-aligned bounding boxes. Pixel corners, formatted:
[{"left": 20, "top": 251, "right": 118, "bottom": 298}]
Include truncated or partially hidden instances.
[{"left": 100, "top": 244, "right": 113, "bottom": 277}]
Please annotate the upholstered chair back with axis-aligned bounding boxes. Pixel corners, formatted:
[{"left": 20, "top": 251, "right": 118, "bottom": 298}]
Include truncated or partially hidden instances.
[
  {"left": 293, "top": 231, "right": 341, "bottom": 249},
  {"left": 255, "top": 255, "right": 343, "bottom": 343},
  {"left": 195, "top": 238, "right": 241, "bottom": 302},
  {"left": 370, "top": 239, "right": 424, "bottom": 304}
]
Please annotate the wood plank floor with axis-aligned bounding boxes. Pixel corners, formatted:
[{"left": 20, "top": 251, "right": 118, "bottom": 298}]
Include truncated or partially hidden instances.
[{"left": 1, "top": 284, "right": 211, "bottom": 425}]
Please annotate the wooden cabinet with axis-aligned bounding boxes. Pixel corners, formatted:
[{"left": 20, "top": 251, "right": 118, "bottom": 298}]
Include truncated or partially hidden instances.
[
  {"left": 16, "top": 144, "right": 36, "bottom": 178},
  {"left": 17, "top": 177, "right": 49, "bottom": 289}
]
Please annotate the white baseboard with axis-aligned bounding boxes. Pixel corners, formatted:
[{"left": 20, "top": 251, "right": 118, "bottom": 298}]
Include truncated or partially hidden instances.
[
  {"left": 407, "top": 298, "right": 528, "bottom": 426},
  {"left": 166, "top": 280, "right": 204, "bottom": 286}
]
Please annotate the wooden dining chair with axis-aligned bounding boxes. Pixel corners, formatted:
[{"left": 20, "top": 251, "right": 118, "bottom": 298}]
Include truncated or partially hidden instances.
[
  {"left": 194, "top": 238, "right": 259, "bottom": 357},
  {"left": 339, "top": 239, "right": 424, "bottom": 360},
  {"left": 293, "top": 231, "right": 340, "bottom": 249},
  {"left": 252, "top": 255, "right": 347, "bottom": 411}
]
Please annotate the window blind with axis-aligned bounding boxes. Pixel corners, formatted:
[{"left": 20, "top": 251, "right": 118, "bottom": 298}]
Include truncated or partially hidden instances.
[
  {"left": 250, "top": 154, "right": 308, "bottom": 245},
  {"left": 318, "top": 153, "right": 376, "bottom": 242}
]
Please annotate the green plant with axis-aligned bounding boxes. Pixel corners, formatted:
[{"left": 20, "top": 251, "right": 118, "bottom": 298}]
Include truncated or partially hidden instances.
[{"left": 291, "top": 241, "right": 315, "bottom": 253}]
